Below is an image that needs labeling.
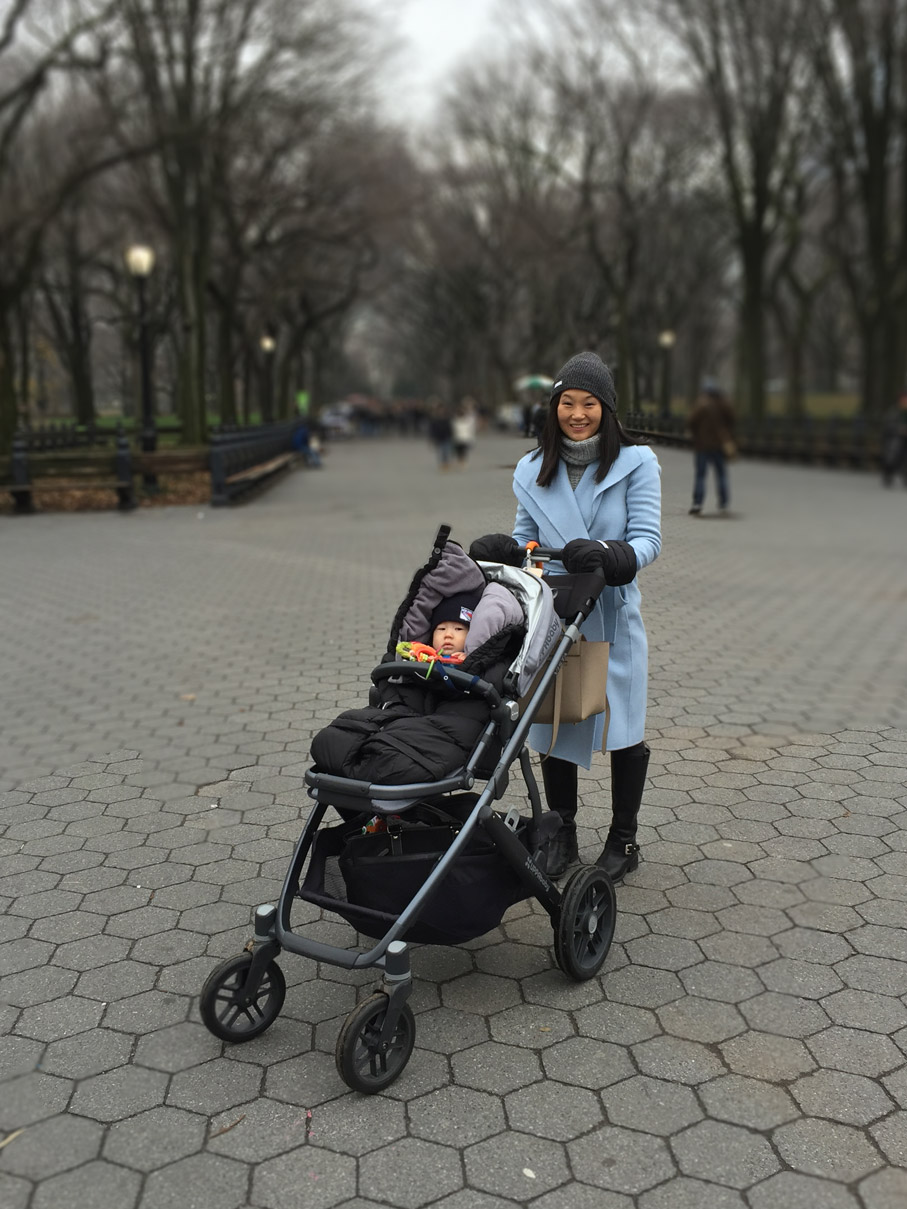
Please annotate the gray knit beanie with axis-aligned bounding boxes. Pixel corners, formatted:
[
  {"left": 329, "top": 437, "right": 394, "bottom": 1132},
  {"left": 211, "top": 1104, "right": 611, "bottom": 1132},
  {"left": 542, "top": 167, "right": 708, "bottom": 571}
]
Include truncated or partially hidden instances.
[{"left": 550, "top": 351, "right": 617, "bottom": 413}]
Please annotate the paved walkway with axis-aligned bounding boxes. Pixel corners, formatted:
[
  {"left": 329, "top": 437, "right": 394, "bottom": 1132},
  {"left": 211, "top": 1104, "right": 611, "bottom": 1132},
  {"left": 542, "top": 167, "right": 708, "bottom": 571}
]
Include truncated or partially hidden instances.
[{"left": 1, "top": 432, "right": 906, "bottom": 1209}]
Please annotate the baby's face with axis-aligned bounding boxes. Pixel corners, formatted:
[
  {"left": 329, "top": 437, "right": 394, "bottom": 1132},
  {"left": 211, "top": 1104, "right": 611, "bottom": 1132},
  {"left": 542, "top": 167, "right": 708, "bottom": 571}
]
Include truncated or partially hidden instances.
[{"left": 432, "top": 621, "right": 469, "bottom": 655}]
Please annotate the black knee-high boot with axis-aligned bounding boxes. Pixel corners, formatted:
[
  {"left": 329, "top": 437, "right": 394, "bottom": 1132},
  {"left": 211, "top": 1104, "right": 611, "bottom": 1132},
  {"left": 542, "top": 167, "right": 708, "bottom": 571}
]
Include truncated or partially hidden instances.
[
  {"left": 597, "top": 741, "right": 650, "bottom": 882},
  {"left": 540, "top": 755, "right": 579, "bottom": 879}
]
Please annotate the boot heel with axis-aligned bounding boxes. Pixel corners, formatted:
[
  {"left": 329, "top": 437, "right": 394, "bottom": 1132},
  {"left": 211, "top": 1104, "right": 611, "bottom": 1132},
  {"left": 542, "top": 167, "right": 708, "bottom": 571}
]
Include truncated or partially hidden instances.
[{"left": 597, "top": 841, "right": 640, "bottom": 882}]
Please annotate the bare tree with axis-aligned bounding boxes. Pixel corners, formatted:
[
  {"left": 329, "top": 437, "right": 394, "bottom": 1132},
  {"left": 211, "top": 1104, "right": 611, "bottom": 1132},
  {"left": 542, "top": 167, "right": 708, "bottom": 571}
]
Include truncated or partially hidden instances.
[
  {"left": 0, "top": 0, "right": 120, "bottom": 449},
  {"left": 810, "top": 0, "right": 907, "bottom": 416},
  {"left": 650, "top": 0, "right": 815, "bottom": 418}
]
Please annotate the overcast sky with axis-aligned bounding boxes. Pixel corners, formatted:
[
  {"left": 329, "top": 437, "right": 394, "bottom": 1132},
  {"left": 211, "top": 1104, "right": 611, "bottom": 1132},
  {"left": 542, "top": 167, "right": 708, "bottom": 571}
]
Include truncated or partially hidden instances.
[{"left": 366, "top": 0, "right": 503, "bottom": 125}]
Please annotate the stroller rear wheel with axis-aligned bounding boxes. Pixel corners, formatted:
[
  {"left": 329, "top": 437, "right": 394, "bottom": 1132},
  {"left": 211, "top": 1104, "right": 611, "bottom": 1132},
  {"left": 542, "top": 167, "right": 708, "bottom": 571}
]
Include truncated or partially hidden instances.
[
  {"left": 554, "top": 865, "right": 616, "bottom": 981},
  {"left": 199, "top": 952, "right": 286, "bottom": 1042},
  {"left": 336, "top": 992, "right": 416, "bottom": 1094}
]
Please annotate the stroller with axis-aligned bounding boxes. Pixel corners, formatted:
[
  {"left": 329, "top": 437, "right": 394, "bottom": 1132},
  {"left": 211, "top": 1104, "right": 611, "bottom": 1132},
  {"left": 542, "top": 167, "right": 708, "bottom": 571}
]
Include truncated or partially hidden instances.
[{"left": 199, "top": 526, "right": 617, "bottom": 1093}]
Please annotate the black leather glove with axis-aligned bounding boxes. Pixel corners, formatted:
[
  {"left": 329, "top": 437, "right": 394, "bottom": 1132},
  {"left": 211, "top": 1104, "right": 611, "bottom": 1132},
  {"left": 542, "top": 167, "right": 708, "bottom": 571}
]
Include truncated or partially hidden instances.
[
  {"left": 562, "top": 538, "right": 638, "bottom": 585},
  {"left": 469, "top": 533, "right": 524, "bottom": 566}
]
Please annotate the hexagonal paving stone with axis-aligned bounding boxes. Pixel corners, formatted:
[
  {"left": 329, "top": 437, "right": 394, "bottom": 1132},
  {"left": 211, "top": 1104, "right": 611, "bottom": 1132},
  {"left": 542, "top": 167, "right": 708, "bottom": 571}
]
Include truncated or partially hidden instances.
[
  {"left": 304, "top": 1093, "right": 408, "bottom": 1156},
  {"left": 70, "top": 1065, "right": 168, "bottom": 1123},
  {"left": 134, "top": 1021, "right": 223, "bottom": 1073},
  {"left": 103, "top": 1106, "right": 207, "bottom": 1171},
  {"left": 542, "top": 1036, "right": 634, "bottom": 1090},
  {"left": 167, "top": 1057, "right": 261, "bottom": 1115},
  {"left": 569, "top": 1125, "right": 675, "bottom": 1195},
  {"left": 632, "top": 1035, "right": 726, "bottom": 1084},
  {"left": 871, "top": 1110, "right": 907, "bottom": 1166},
  {"left": 773, "top": 1116, "right": 883, "bottom": 1182},
  {"left": 465, "top": 1130, "right": 569, "bottom": 1200},
  {"left": 859, "top": 1167, "right": 907, "bottom": 1209},
  {"left": 747, "top": 1172, "right": 861, "bottom": 1209},
  {"left": 408, "top": 1085, "right": 504, "bottom": 1146},
  {"left": 603, "top": 1075, "right": 702, "bottom": 1136},
  {"left": 140, "top": 1152, "right": 251, "bottom": 1209},
  {"left": 31, "top": 1159, "right": 141, "bottom": 1209},
  {"left": 671, "top": 1119, "right": 780, "bottom": 1189},
  {"left": 0, "top": 1073, "right": 72, "bottom": 1128},
  {"left": 506, "top": 1079, "right": 603, "bottom": 1141},
  {"left": 639, "top": 1176, "right": 748, "bottom": 1209},
  {"left": 412, "top": 1006, "right": 489, "bottom": 1054},
  {"left": 719, "top": 1031, "right": 815, "bottom": 1081},
  {"left": 451, "top": 1041, "right": 542, "bottom": 1094},
  {"left": 656, "top": 996, "right": 745, "bottom": 1044},
  {"left": 740, "top": 992, "right": 830, "bottom": 1038},
  {"left": 807, "top": 1025, "right": 904, "bottom": 1077},
  {"left": 0, "top": 1112, "right": 103, "bottom": 1179},
  {"left": 13, "top": 994, "right": 104, "bottom": 1042},
  {"left": 791, "top": 1069, "right": 894, "bottom": 1126},
  {"left": 488, "top": 1002, "right": 575, "bottom": 1048},
  {"left": 39, "top": 1027, "right": 131, "bottom": 1081},
  {"left": 0, "top": 1035, "right": 44, "bottom": 1080},
  {"left": 361, "top": 1137, "right": 463, "bottom": 1207},
  {"left": 699, "top": 1073, "right": 798, "bottom": 1131}
]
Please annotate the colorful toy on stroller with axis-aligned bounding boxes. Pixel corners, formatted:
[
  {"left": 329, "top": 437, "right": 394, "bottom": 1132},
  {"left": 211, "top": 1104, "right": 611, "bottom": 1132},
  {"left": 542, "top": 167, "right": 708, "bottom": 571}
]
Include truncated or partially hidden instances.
[{"left": 199, "top": 526, "right": 617, "bottom": 1092}]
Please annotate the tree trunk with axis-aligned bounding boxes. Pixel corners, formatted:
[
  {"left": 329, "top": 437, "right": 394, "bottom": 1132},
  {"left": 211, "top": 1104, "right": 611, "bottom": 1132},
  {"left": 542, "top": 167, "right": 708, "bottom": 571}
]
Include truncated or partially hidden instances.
[
  {"left": 216, "top": 308, "right": 237, "bottom": 426},
  {"left": 739, "top": 238, "right": 767, "bottom": 418},
  {"left": 0, "top": 306, "right": 17, "bottom": 452}
]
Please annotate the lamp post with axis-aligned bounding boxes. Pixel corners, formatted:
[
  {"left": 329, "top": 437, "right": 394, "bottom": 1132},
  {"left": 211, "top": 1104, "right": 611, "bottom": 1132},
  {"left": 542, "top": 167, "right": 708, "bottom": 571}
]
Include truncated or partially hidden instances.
[
  {"left": 125, "top": 244, "right": 157, "bottom": 489},
  {"left": 260, "top": 333, "right": 276, "bottom": 424},
  {"left": 658, "top": 329, "right": 676, "bottom": 419}
]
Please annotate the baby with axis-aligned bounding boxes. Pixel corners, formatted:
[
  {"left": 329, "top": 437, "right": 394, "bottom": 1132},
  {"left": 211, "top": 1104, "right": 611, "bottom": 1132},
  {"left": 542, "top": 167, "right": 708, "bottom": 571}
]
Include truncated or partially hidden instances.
[{"left": 397, "top": 588, "right": 483, "bottom": 664}]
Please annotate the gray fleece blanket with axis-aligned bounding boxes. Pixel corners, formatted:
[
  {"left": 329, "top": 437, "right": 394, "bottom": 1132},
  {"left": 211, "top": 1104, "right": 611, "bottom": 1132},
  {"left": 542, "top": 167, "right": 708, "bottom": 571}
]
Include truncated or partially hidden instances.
[{"left": 399, "top": 542, "right": 524, "bottom": 651}]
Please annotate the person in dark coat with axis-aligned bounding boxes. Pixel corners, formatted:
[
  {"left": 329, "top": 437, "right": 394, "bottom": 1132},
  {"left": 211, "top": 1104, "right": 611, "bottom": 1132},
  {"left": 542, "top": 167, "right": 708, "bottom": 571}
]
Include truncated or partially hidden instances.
[
  {"left": 881, "top": 393, "right": 907, "bottom": 487},
  {"left": 427, "top": 400, "right": 454, "bottom": 470},
  {"left": 687, "top": 384, "right": 736, "bottom": 515}
]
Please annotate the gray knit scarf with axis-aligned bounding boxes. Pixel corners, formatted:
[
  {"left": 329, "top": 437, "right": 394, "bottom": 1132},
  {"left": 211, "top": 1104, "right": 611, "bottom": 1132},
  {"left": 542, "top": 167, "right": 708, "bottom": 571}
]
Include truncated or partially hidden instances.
[{"left": 560, "top": 433, "right": 601, "bottom": 490}]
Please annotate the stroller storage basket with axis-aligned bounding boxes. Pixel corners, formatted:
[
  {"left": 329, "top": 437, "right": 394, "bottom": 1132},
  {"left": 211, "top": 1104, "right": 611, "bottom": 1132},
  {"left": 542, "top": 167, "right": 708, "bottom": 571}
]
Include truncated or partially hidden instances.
[{"left": 299, "top": 801, "right": 531, "bottom": 945}]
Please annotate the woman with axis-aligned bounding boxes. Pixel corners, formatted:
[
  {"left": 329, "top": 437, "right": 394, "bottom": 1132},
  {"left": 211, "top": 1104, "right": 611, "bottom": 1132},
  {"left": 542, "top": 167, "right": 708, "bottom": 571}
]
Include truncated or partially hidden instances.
[{"left": 471, "top": 351, "right": 662, "bottom": 880}]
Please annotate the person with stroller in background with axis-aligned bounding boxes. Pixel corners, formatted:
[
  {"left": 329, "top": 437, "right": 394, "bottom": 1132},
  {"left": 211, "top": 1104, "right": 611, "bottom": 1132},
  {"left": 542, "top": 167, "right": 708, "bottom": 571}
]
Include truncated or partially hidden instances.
[{"left": 470, "top": 351, "right": 662, "bottom": 882}]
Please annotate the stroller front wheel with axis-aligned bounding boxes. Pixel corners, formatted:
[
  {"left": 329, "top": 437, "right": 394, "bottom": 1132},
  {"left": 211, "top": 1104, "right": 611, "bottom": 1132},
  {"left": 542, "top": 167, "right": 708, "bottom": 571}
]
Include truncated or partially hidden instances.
[
  {"left": 336, "top": 992, "right": 416, "bottom": 1094},
  {"left": 554, "top": 865, "right": 616, "bottom": 981},
  {"left": 199, "top": 952, "right": 286, "bottom": 1042}
]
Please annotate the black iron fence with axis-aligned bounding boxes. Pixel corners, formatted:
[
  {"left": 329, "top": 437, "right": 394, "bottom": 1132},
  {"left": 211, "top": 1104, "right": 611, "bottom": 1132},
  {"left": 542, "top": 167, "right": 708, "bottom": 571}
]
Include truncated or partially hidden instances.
[
  {"left": 209, "top": 419, "right": 308, "bottom": 505},
  {"left": 4, "top": 419, "right": 308, "bottom": 512},
  {"left": 624, "top": 412, "right": 883, "bottom": 471}
]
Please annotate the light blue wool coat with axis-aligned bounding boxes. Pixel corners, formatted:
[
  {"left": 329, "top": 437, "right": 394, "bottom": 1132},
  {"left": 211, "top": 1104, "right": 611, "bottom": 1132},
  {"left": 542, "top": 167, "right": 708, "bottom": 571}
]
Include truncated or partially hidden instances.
[{"left": 513, "top": 444, "right": 662, "bottom": 765}]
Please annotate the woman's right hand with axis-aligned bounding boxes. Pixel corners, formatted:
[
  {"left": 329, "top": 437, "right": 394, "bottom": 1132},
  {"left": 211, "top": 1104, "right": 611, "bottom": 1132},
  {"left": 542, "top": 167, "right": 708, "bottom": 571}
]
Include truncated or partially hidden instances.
[{"left": 469, "top": 534, "right": 524, "bottom": 566}]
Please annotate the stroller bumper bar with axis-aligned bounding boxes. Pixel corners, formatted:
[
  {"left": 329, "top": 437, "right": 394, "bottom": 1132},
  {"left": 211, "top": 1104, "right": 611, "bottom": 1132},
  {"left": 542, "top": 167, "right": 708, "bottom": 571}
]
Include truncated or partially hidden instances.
[{"left": 370, "top": 662, "right": 503, "bottom": 709}]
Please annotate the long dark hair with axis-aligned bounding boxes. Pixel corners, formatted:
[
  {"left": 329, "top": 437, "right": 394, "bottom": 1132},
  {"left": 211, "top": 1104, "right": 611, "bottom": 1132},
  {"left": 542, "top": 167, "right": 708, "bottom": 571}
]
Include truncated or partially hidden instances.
[{"left": 531, "top": 396, "right": 648, "bottom": 487}]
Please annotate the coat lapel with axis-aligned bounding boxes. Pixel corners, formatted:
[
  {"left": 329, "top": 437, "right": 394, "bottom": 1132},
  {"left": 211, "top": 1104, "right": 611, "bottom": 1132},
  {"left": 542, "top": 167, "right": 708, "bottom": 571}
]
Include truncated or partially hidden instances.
[{"left": 514, "top": 458, "right": 589, "bottom": 545}]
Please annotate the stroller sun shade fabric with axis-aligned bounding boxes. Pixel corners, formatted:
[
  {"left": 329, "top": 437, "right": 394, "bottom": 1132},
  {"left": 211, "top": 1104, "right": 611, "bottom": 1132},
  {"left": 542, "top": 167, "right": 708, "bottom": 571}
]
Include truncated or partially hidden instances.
[{"left": 475, "top": 563, "right": 560, "bottom": 697}]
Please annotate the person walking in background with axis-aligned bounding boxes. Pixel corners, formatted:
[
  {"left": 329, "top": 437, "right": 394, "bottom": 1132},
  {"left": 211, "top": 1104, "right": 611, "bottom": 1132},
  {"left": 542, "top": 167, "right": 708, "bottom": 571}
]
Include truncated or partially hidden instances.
[
  {"left": 452, "top": 398, "right": 478, "bottom": 468},
  {"left": 470, "top": 351, "right": 662, "bottom": 883},
  {"left": 880, "top": 393, "right": 907, "bottom": 487},
  {"left": 427, "top": 399, "right": 454, "bottom": 471},
  {"left": 687, "top": 383, "right": 736, "bottom": 515}
]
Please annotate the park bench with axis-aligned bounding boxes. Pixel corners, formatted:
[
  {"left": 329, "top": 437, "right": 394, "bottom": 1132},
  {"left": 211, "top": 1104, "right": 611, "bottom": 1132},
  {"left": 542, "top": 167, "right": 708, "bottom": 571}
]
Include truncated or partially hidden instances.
[
  {"left": 4, "top": 430, "right": 136, "bottom": 513},
  {"left": 209, "top": 421, "right": 307, "bottom": 505}
]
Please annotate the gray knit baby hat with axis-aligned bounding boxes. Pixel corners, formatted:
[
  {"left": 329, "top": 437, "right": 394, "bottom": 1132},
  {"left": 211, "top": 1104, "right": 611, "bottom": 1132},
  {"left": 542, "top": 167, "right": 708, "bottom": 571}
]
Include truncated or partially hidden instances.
[{"left": 550, "top": 351, "right": 617, "bottom": 412}]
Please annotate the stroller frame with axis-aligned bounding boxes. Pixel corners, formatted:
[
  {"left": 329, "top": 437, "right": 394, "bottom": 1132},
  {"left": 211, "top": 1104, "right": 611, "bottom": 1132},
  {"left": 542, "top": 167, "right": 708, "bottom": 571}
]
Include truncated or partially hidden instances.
[{"left": 199, "top": 528, "right": 617, "bottom": 1093}]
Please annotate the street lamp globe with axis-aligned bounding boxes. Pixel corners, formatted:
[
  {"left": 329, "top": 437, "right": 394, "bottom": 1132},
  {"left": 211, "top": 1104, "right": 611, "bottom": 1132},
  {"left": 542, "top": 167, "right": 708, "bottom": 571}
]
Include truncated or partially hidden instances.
[
  {"left": 260, "top": 334, "right": 276, "bottom": 354},
  {"left": 125, "top": 244, "right": 156, "bottom": 278},
  {"left": 658, "top": 329, "right": 676, "bottom": 350}
]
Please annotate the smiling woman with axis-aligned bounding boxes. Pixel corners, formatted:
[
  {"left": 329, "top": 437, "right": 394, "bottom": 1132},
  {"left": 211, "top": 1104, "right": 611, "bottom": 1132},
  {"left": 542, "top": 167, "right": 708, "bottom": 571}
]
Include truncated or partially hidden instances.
[{"left": 504, "top": 349, "right": 662, "bottom": 883}]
